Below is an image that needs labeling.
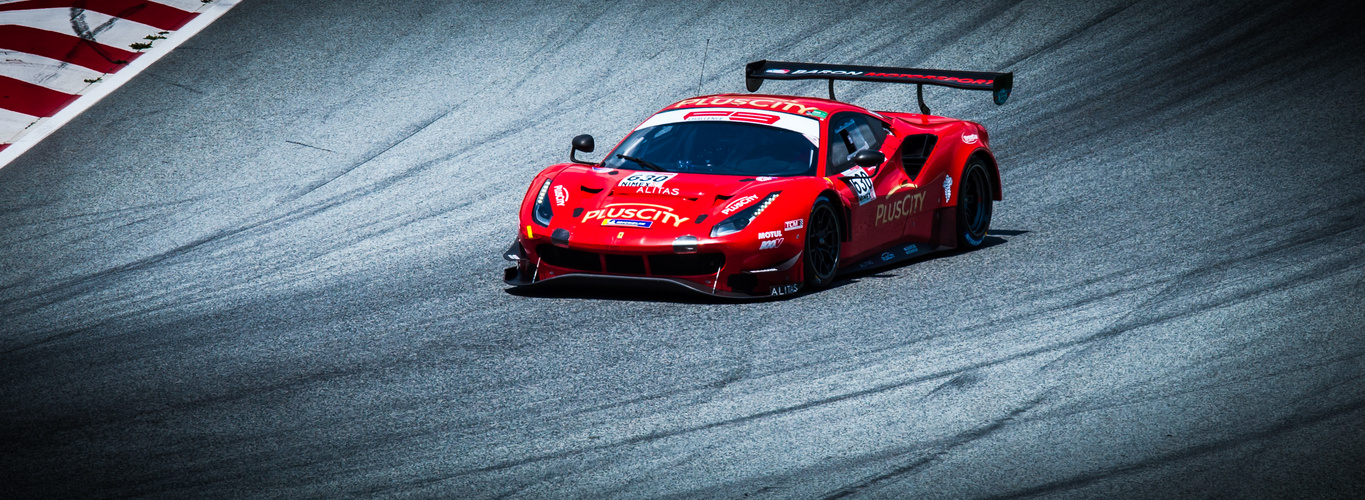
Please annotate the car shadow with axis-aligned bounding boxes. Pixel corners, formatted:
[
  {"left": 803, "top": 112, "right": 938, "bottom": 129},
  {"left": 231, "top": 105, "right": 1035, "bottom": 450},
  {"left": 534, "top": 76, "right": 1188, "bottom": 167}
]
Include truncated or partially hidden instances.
[
  {"left": 831, "top": 230, "right": 1026, "bottom": 286},
  {"left": 505, "top": 277, "right": 753, "bottom": 304},
  {"left": 503, "top": 229, "right": 1029, "bottom": 303}
]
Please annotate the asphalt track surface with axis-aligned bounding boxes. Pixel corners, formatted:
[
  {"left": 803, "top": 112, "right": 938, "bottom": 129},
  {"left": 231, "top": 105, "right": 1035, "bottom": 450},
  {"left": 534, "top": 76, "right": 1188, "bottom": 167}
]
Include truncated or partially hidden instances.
[{"left": 3, "top": 0, "right": 1365, "bottom": 497}]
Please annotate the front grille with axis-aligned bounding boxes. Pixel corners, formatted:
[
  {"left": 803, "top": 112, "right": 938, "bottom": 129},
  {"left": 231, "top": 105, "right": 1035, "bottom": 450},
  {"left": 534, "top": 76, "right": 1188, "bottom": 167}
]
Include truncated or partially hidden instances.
[
  {"left": 604, "top": 254, "right": 646, "bottom": 274},
  {"left": 536, "top": 244, "right": 601, "bottom": 272},
  {"left": 537, "top": 244, "right": 725, "bottom": 277},
  {"left": 648, "top": 253, "right": 726, "bottom": 276},
  {"left": 725, "top": 273, "right": 758, "bottom": 294}
]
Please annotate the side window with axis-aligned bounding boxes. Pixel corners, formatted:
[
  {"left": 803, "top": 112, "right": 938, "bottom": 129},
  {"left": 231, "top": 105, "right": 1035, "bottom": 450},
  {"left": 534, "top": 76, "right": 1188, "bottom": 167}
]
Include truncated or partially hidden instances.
[
  {"left": 825, "top": 112, "right": 888, "bottom": 174},
  {"left": 898, "top": 134, "right": 938, "bottom": 182}
]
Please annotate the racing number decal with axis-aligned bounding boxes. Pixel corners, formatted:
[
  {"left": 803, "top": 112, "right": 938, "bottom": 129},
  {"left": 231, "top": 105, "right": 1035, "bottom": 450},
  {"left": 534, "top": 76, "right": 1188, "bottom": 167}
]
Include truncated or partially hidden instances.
[
  {"left": 619, "top": 172, "right": 677, "bottom": 187},
  {"left": 839, "top": 166, "right": 876, "bottom": 205}
]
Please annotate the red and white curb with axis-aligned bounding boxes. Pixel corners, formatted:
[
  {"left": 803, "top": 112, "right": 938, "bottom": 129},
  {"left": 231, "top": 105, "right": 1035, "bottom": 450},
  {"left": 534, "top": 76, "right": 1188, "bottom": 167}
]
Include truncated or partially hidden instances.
[{"left": 0, "top": 0, "right": 241, "bottom": 169}]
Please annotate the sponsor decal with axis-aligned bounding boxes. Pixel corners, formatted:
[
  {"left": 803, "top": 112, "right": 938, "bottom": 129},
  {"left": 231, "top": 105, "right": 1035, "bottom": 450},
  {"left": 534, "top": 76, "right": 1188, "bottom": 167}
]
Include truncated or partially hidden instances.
[
  {"left": 603, "top": 219, "right": 652, "bottom": 228},
  {"left": 592, "top": 166, "right": 612, "bottom": 173},
  {"left": 683, "top": 110, "right": 780, "bottom": 125},
  {"left": 875, "top": 191, "right": 927, "bottom": 226},
  {"left": 582, "top": 203, "right": 691, "bottom": 227},
  {"left": 672, "top": 97, "right": 826, "bottom": 118},
  {"left": 757, "top": 230, "right": 782, "bottom": 239},
  {"left": 859, "top": 260, "right": 874, "bottom": 268},
  {"left": 634, "top": 186, "right": 679, "bottom": 196},
  {"left": 619, "top": 172, "right": 677, "bottom": 188},
  {"left": 617, "top": 231, "right": 625, "bottom": 238},
  {"left": 903, "top": 244, "right": 919, "bottom": 254},
  {"left": 943, "top": 175, "right": 953, "bottom": 203},
  {"left": 755, "top": 176, "right": 774, "bottom": 181},
  {"left": 784, "top": 219, "right": 804, "bottom": 231},
  {"left": 721, "top": 194, "right": 761, "bottom": 215},
  {"left": 759, "top": 238, "right": 783, "bottom": 250},
  {"left": 805, "top": 109, "right": 828, "bottom": 119},
  {"left": 881, "top": 252, "right": 895, "bottom": 261},
  {"left": 765, "top": 68, "right": 791, "bottom": 74},
  {"left": 770, "top": 283, "right": 801, "bottom": 296},
  {"left": 839, "top": 166, "right": 876, "bottom": 206},
  {"left": 792, "top": 69, "right": 864, "bottom": 76},
  {"left": 526, "top": 225, "right": 533, "bottom": 238},
  {"left": 553, "top": 185, "right": 569, "bottom": 206},
  {"left": 864, "top": 72, "right": 995, "bottom": 86},
  {"left": 962, "top": 133, "right": 979, "bottom": 144}
]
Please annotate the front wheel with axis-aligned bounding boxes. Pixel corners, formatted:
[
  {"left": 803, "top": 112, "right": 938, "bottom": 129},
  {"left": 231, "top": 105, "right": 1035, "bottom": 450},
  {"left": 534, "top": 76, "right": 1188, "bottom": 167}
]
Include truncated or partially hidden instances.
[
  {"left": 804, "top": 197, "right": 841, "bottom": 289},
  {"left": 955, "top": 160, "right": 994, "bottom": 248}
]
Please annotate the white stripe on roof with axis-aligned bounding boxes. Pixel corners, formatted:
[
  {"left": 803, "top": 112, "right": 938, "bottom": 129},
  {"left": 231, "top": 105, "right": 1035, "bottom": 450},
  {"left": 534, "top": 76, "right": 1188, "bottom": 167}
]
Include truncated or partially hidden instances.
[
  {"left": 635, "top": 108, "right": 822, "bottom": 144},
  {"left": 0, "top": 8, "right": 164, "bottom": 49},
  {"left": 0, "top": 50, "right": 101, "bottom": 94}
]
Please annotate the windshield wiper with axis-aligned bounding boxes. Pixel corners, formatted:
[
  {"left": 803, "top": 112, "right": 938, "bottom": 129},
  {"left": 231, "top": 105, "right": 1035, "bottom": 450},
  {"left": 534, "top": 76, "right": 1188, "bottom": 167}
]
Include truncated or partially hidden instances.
[{"left": 615, "top": 154, "right": 668, "bottom": 172}]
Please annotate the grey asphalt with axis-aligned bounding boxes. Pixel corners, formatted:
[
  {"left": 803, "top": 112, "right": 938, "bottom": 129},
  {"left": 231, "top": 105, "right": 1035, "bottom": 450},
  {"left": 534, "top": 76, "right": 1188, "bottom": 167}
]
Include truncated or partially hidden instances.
[{"left": 3, "top": 0, "right": 1364, "bottom": 498}]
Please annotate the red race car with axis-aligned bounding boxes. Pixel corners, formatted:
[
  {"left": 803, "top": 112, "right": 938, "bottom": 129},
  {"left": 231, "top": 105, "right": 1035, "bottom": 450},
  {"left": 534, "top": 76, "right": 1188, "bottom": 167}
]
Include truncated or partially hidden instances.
[{"left": 504, "top": 60, "right": 1012, "bottom": 298}]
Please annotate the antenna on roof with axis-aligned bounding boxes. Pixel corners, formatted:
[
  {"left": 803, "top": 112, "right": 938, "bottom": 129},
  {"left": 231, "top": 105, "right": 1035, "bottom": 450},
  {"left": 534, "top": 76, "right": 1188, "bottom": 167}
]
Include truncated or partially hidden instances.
[
  {"left": 696, "top": 38, "right": 709, "bottom": 95},
  {"left": 828, "top": 79, "right": 835, "bottom": 101}
]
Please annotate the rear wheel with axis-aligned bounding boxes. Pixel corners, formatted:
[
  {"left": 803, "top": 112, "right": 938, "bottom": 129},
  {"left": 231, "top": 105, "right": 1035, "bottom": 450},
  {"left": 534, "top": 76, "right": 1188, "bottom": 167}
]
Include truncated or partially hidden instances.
[
  {"left": 804, "top": 197, "right": 841, "bottom": 289},
  {"left": 955, "top": 161, "right": 994, "bottom": 248}
]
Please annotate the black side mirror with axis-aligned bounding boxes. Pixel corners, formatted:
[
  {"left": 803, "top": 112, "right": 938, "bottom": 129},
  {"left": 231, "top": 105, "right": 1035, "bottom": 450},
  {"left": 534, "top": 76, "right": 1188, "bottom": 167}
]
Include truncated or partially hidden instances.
[
  {"left": 571, "top": 134, "right": 595, "bottom": 164},
  {"left": 852, "top": 149, "right": 885, "bottom": 175}
]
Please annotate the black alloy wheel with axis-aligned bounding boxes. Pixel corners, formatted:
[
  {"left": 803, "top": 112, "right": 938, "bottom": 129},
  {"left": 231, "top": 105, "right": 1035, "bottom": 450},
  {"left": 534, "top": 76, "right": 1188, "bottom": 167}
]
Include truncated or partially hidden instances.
[
  {"left": 804, "top": 197, "right": 841, "bottom": 288},
  {"left": 955, "top": 161, "right": 994, "bottom": 248}
]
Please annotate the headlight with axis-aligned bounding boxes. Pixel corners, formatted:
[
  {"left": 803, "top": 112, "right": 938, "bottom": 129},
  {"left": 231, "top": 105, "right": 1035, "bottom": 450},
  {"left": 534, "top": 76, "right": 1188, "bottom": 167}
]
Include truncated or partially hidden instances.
[
  {"left": 532, "top": 179, "right": 553, "bottom": 227},
  {"left": 710, "top": 191, "right": 780, "bottom": 237}
]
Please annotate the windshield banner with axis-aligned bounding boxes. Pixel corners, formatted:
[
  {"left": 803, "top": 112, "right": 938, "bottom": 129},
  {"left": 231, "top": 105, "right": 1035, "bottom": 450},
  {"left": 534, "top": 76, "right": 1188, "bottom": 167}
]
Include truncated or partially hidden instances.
[{"left": 633, "top": 108, "right": 821, "bottom": 145}]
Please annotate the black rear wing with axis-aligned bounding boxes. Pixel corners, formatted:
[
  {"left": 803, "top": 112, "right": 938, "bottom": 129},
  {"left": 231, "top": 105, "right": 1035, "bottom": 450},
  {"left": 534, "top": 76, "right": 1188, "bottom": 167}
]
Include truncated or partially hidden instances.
[{"left": 744, "top": 60, "right": 1013, "bottom": 114}]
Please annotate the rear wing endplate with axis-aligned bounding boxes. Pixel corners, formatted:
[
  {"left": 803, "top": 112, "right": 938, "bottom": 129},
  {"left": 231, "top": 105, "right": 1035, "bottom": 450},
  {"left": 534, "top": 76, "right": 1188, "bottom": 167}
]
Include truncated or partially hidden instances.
[{"left": 744, "top": 60, "right": 1013, "bottom": 113}]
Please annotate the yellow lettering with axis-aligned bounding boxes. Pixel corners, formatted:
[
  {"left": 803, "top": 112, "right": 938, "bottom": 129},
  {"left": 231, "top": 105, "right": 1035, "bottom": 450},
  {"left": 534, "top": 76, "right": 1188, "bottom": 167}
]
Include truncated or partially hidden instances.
[
  {"left": 674, "top": 98, "right": 700, "bottom": 108},
  {"left": 636, "top": 208, "right": 657, "bottom": 220},
  {"left": 750, "top": 99, "right": 772, "bottom": 108},
  {"left": 876, "top": 205, "right": 886, "bottom": 224},
  {"left": 731, "top": 98, "right": 749, "bottom": 105},
  {"left": 583, "top": 210, "right": 601, "bottom": 222}
]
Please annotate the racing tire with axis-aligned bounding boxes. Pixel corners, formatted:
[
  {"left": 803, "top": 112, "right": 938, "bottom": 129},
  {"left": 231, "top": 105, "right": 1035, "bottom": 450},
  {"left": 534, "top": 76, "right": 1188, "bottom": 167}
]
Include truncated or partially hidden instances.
[
  {"left": 955, "top": 160, "right": 994, "bottom": 248},
  {"left": 803, "top": 196, "right": 842, "bottom": 289}
]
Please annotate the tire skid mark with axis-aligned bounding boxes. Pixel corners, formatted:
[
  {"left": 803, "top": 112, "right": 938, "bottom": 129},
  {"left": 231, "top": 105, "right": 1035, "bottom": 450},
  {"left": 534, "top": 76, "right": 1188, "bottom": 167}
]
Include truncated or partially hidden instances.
[
  {"left": 553, "top": 273, "right": 1140, "bottom": 424},
  {"left": 441, "top": 345, "right": 1081, "bottom": 480},
  {"left": 0, "top": 136, "right": 504, "bottom": 329},
  {"left": 976, "top": 397, "right": 1365, "bottom": 500},
  {"left": 997, "top": 2, "right": 1134, "bottom": 70},
  {"left": 1030, "top": 349, "right": 1365, "bottom": 424},
  {"left": 1039, "top": 202, "right": 1365, "bottom": 372},
  {"left": 819, "top": 392, "right": 1051, "bottom": 499}
]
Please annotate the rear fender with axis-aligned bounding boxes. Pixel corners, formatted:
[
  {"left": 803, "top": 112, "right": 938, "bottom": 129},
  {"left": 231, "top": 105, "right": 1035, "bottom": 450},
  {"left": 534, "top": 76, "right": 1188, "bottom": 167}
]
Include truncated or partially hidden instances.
[{"left": 940, "top": 124, "right": 1002, "bottom": 206}]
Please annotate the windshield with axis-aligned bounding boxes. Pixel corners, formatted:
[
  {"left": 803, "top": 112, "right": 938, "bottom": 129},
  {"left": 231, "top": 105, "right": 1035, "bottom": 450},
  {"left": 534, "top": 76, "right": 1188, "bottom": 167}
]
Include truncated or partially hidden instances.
[{"left": 602, "top": 117, "right": 819, "bottom": 177}]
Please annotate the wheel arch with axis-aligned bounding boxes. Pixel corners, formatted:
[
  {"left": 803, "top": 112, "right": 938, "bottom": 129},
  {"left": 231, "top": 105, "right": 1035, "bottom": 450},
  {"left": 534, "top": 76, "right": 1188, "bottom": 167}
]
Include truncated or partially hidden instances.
[
  {"left": 818, "top": 188, "right": 852, "bottom": 242},
  {"left": 943, "top": 147, "right": 1002, "bottom": 206},
  {"left": 968, "top": 150, "right": 1003, "bottom": 202}
]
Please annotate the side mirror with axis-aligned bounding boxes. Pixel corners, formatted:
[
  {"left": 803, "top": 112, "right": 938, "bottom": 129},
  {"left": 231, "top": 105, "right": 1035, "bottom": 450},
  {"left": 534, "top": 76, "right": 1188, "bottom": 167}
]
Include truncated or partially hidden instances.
[
  {"left": 852, "top": 149, "right": 885, "bottom": 175},
  {"left": 570, "top": 134, "right": 595, "bottom": 164}
]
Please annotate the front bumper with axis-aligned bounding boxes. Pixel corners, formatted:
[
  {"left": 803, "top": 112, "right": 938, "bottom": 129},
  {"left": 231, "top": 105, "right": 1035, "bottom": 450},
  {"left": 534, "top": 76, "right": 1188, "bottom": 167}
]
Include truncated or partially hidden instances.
[{"left": 502, "top": 237, "right": 804, "bottom": 298}]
